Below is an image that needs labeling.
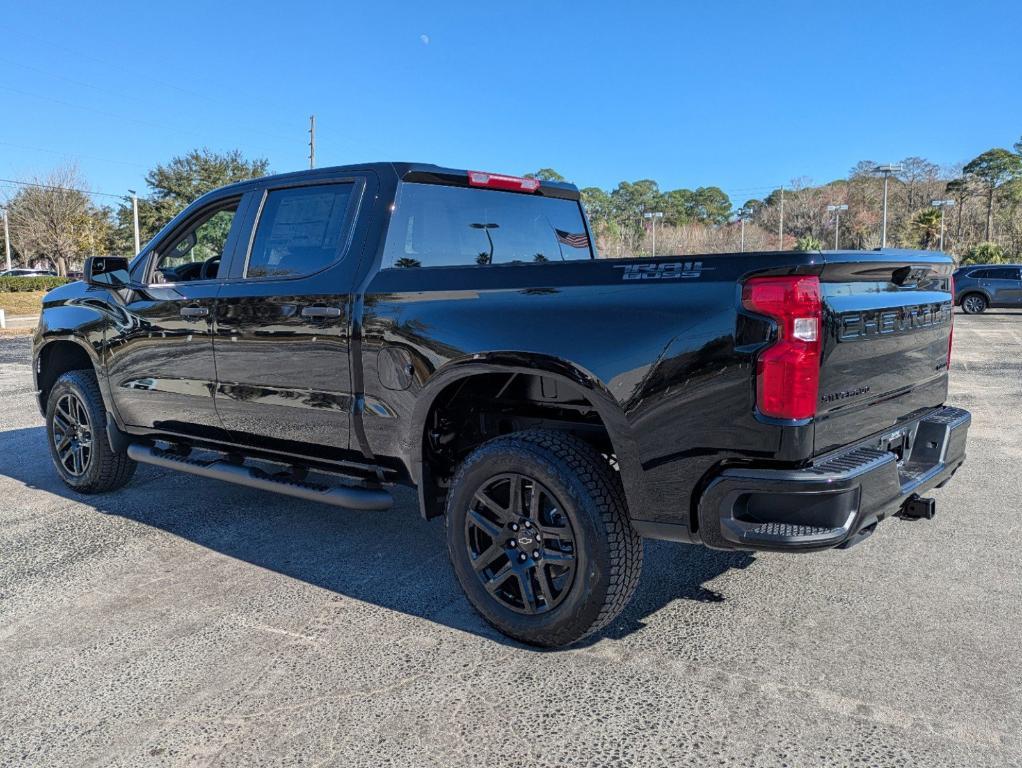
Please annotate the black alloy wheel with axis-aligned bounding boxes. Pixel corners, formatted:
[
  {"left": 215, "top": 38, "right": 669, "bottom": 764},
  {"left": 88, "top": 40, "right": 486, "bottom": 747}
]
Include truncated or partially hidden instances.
[
  {"left": 465, "top": 472, "right": 578, "bottom": 615},
  {"left": 446, "top": 430, "right": 643, "bottom": 648},
  {"left": 52, "top": 391, "right": 94, "bottom": 476},
  {"left": 45, "top": 369, "right": 136, "bottom": 493}
]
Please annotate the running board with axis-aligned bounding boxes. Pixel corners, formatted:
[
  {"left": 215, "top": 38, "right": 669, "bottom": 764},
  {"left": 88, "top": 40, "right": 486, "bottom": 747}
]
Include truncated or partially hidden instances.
[{"left": 126, "top": 444, "right": 393, "bottom": 511}]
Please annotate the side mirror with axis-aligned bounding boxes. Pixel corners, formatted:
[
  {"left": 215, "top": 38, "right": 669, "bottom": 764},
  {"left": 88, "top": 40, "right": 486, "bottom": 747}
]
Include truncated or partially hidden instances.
[{"left": 84, "top": 256, "right": 130, "bottom": 288}]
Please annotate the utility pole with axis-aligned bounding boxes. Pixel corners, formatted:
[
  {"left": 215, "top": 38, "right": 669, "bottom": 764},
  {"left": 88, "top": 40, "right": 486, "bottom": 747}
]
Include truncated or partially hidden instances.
[
  {"left": 777, "top": 187, "right": 785, "bottom": 250},
  {"left": 932, "top": 199, "right": 955, "bottom": 252},
  {"left": 128, "top": 190, "right": 141, "bottom": 256},
  {"left": 826, "top": 204, "right": 848, "bottom": 250},
  {"left": 643, "top": 211, "right": 664, "bottom": 257},
  {"left": 309, "top": 115, "right": 316, "bottom": 169},
  {"left": 2, "top": 207, "right": 11, "bottom": 272},
  {"left": 873, "top": 164, "right": 902, "bottom": 248}
]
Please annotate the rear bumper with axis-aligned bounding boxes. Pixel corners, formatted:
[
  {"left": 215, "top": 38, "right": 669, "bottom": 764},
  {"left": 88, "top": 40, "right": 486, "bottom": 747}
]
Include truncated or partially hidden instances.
[{"left": 695, "top": 406, "right": 970, "bottom": 552}]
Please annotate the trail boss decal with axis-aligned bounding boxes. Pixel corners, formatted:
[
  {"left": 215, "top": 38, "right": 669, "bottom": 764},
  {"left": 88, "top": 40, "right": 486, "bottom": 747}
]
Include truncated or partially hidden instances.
[{"left": 615, "top": 261, "right": 705, "bottom": 280}]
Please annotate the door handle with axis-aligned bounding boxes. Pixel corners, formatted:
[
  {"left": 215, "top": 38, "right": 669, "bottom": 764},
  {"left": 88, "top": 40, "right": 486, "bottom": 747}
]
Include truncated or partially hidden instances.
[
  {"left": 301, "top": 306, "right": 341, "bottom": 318},
  {"left": 180, "top": 306, "right": 209, "bottom": 318}
]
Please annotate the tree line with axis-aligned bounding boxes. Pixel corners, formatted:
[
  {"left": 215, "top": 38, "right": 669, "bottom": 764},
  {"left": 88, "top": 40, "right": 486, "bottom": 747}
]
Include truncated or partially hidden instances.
[
  {"left": 4, "top": 140, "right": 1022, "bottom": 275},
  {"left": 531, "top": 138, "right": 1022, "bottom": 263}
]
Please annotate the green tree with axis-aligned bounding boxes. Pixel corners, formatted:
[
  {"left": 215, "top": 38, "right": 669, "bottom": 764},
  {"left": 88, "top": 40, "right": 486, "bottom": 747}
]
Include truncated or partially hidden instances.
[
  {"left": 909, "top": 208, "right": 943, "bottom": 249},
  {"left": 963, "top": 148, "right": 1022, "bottom": 241},
  {"left": 961, "top": 241, "right": 1004, "bottom": 265},
  {"left": 524, "top": 168, "right": 565, "bottom": 182},
  {"left": 660, "top": 189, "right": 694, "bottom": 226},
  {"left": 610, "top": 179, "right": 661, "bottom": 234},
  {"left": 795, "top": 234, "right": 822, "bottom": 251},
  {"left": 114, "top": 148, "right": 269, "bottom": 253},
  {"left": 688, "top": 187, "right": 731, "bottom": 225},
  {"left": 579, "top": 187, "right": 612, "bottom": 226}
]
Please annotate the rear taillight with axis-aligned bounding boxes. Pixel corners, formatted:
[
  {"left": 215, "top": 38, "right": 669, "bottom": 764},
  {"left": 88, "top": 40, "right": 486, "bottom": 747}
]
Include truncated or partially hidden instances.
[
  {"left": 467, "top": 170, "right": 541, "bottom": 193},
  {"left": 742, "top": 275, "right": 822, "bottom": 420}
]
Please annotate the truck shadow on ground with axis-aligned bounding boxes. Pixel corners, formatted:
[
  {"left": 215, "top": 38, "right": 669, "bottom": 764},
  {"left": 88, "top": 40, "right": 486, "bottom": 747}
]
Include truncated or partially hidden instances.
[{"left": 1, "top": 425, "right": 755, "bottom": 650}]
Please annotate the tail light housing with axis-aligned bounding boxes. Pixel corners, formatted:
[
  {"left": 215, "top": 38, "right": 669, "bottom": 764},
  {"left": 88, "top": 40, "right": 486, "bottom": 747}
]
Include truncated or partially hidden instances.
[
  {"left": 467, "top": 171, "right": 541, "bottom": 193},
  {"left": 742, "top": 275, "right": 822, "bottom": 420}
]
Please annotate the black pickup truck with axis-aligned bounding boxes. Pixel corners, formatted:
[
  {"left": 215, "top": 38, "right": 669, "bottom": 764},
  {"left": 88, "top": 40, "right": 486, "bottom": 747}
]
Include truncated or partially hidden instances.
[{"left": 34, "top": 163, "right": 970, "bottom": 647}]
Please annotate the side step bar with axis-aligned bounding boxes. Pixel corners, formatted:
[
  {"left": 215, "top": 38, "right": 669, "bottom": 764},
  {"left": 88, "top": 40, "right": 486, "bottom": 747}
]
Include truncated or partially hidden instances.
[{"left": 127, "top": 444, "right": 393, "bottom": 511}]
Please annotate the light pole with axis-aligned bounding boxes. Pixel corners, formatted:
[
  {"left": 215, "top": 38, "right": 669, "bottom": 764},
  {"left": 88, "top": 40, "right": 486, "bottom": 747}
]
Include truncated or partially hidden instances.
[
  {"left": 736, "top": 207, "right": 751, "bottom": 252},
  {"left": 643, "top": 211, "right": 664, "bottom": 257},
  {"left": 128, "top": 189, "right": 141, "bottom": 256},
  {"left": 826, "top": 204, "right": 848, "bottom": 250},
  {"left": 872, "top": 163, "right": 902, "bottom": 248},
  {"left": 931, "top": 199, "right": 955, "bottom": 252},
  {"left": 1, "top": 207, "right": 10, "bottom": 272}
]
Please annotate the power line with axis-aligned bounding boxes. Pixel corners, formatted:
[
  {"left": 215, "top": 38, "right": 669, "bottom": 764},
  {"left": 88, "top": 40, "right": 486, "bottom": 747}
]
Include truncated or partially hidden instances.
[
  {"left": 0, "top": 177, "right": 125, "bottom": 200},
  {"left": 0, "top": 140, "right": 147, "bottom": 169}
]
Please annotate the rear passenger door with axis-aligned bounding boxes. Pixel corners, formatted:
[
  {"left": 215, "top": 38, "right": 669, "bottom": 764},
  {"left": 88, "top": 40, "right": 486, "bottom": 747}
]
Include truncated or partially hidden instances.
[
  {"left": 980, "top": 267, "right": 1022, "bottom": 306},
  {"left": 213, "top": 174, "right": 370, "bottom": 459}
]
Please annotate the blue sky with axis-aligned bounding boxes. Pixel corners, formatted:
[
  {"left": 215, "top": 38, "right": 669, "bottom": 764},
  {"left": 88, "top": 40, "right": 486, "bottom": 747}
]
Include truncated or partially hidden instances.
[{"left": 2, "top": 0, "right": 1021, "bottom": 207}]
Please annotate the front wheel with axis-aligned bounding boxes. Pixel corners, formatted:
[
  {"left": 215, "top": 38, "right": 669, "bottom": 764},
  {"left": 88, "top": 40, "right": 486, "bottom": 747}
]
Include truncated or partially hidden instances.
[
  {"left": 961, "top": 294, "right": 988, "bottom": 314},
  {"left": 45, "top": 370, "right": 136, "bottom": 493},
  {"left": 445, "top": 430, "right": 642, "bottom": 647}
]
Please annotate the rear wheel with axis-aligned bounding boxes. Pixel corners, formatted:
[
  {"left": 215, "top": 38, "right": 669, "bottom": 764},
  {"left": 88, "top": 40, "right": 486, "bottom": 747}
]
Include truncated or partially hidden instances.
[
  {"left": 445, "top": 430, "right": 642, "bottom": 647},
  {"left": 46, "top": 370, "right": 136, "bottom": 493},
  {"left": 961, "top": 293, "right": 988, "bottom": 314}
]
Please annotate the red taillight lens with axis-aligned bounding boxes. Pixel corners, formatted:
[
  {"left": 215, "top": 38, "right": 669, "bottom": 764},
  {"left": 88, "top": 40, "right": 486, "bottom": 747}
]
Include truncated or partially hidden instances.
[
  {"left": 742, "top": 275, "right": 822, "bottom": 420},
  {"left": 467, "top": 170, "right": 541, "bottom": 192}
]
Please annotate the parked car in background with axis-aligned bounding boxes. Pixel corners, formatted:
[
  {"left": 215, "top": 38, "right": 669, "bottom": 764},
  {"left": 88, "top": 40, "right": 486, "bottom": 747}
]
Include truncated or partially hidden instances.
[
  {"left": 1, "top": 267, "right": 58, "bottom": 278},
  {"left": 954, "top": 264, "right": 1022, "bottom": 313}
]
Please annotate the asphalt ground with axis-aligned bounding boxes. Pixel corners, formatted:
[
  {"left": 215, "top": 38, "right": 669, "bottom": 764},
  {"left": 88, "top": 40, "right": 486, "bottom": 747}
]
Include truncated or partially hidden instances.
[{"left": 1, "top": 310, "right": 1020, "bottom": 767}]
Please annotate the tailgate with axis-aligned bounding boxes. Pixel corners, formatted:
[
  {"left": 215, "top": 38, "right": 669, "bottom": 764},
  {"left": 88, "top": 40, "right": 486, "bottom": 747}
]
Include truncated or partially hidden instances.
[{"left": 814, "top": 252, "right": 955, "bottom": 456}]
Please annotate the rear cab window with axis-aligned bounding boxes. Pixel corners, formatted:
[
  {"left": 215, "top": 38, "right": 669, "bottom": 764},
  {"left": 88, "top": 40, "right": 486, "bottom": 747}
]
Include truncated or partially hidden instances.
[
  {"left": 382, "top": 183, "right": 593, "bottom": 269},
  {"left": 245, "top": 184, "right": 356, "bottom": 279}
]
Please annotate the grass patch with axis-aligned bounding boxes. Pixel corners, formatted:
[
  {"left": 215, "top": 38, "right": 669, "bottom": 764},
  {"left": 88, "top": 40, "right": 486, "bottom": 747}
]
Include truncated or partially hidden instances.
[{"left": 0, "top": 291, "right": 45, "bottom": 317}]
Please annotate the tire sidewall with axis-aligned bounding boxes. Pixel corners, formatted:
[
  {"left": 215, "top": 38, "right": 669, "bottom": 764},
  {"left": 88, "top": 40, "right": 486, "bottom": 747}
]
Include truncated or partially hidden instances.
[
  {"left": 45, "top": 372, "right": 107, "bottom": 490},
  {"left": 446, "top": 439, "right": 613, "bottom": 645}
]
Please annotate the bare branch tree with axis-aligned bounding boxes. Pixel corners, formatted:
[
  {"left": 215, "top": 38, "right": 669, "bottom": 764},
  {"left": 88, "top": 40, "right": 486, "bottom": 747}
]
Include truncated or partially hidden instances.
[{"left": 6, "top": 165, "right": 97, "bottom": 275}]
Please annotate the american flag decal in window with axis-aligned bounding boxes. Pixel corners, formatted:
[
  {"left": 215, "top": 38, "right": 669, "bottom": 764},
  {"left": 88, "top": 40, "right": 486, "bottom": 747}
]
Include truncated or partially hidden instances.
[{"left": 555, "top": 229, "right": 590, "bottom": 249}]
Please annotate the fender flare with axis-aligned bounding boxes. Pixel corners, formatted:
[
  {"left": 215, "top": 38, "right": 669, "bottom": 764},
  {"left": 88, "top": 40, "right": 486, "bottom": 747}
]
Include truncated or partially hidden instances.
[
  {"left": 404, "top": 352, "right": 645, "bottom": 517},
  {"left": 34, "top": 303, "right": 110, "bottom": 415}
]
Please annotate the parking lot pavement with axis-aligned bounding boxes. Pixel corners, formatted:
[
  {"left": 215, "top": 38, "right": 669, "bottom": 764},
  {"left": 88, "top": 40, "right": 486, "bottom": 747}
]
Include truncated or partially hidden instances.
[{"left": 1, "top": 312, "right": 1021, "bottom": 768}]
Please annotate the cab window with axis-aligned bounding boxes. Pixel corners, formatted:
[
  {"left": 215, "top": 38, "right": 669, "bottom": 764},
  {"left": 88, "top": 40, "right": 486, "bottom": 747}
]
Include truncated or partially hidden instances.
[
  {"left": 382, "top": 183, "right": 593, "bottom": 269},
  {"left": 151, "top": 201, "right": 239, "bottom": 284},
  {"left": 244, "top": 184, "right": 356, "bottom": 279}
]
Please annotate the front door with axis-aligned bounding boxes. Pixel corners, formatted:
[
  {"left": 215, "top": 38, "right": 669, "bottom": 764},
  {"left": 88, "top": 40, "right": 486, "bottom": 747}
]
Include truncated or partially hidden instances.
[
  {"left": 212, "top": 177, "right": 368, "bottom": 460},
  {"left": 105, "top": 196, "right": 247, "bottom": 440}
]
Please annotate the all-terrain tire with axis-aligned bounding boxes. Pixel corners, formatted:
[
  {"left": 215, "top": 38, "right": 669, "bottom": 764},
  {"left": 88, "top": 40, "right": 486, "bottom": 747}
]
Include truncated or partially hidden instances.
[
  {"left": 445, "top": 429, "right": 642, "bottom": 647},
  {"left": 45, "top": 369, "right": 137, "bottom": 493}
]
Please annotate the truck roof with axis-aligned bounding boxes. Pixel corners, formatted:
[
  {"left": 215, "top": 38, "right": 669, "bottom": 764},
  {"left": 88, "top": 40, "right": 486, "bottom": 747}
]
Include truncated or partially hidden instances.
[{"left": 216, "top": 162, "right": 581, "bottom": 200}]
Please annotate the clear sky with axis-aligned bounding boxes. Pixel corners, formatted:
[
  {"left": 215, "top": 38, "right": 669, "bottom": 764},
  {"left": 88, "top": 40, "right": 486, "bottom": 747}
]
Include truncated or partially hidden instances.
[{"left": 2, "top": 0, "right": 1021, "bottom": 206}]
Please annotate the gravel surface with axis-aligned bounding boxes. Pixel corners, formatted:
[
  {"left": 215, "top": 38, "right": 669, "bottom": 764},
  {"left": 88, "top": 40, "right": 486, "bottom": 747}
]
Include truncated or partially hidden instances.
[{"left": 2, "top": 312, "right": 1020, "bottom": 767}]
